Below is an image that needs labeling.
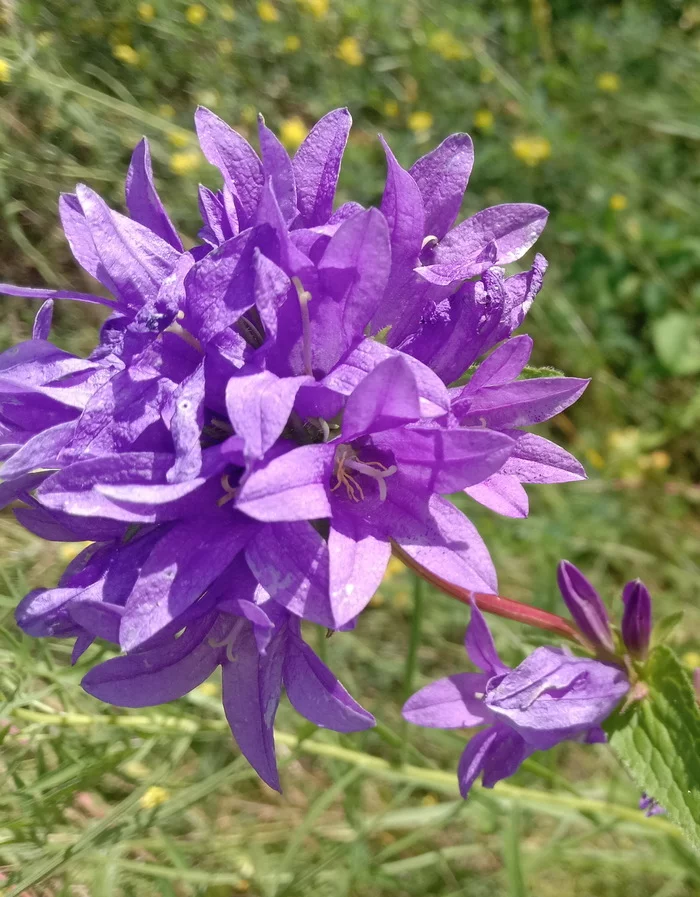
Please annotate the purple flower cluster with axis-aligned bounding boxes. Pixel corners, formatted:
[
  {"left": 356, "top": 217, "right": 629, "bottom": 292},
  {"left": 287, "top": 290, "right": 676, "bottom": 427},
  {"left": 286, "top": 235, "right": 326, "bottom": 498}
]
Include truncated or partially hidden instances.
[
  {"left": 403, "top": 562, "right": 657, "bottom": 797},
  {"left": 1, "top": 108, "right": 588, "bottom": 789}
]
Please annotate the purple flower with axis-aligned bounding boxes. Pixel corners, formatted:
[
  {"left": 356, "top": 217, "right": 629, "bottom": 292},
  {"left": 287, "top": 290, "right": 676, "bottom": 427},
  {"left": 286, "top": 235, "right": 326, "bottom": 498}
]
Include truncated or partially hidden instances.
[
  {"left": 403, "top": 602, "right": 628, "bottom": 797},
  {"left": 639, "top": 793, "right": 665, "bottom": 817},
  {"left": 1, "top": 106, "right": 592, "bottom": 786},
  {"left": 621, "top": 579, "right": 652, "bottom": 660}
]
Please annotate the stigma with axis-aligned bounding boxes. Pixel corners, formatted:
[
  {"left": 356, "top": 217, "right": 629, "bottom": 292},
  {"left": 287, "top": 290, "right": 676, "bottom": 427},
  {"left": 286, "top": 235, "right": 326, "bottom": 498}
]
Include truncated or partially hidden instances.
[{"left": 331, "top": 444, "right": 397, "bottom": 502}]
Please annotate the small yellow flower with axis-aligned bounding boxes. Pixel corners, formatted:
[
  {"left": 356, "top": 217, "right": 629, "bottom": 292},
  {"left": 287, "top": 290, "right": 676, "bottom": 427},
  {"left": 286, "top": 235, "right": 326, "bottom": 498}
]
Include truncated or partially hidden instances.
[
  {"left": 217, "top": 38, "right": 234, "bottom": 53},
  {"left": 196, "top": 88, "right": 220, "bottom": 108},
  {"left": 609, "top": 193, "right": 628, "bottom": 212},
  {"left": 158, "top": 103, "right": 176, "bottom": 119},
  {"left": 139, "top": 786, "right": 170, "bottom": 809},
  {"left": 473, "top": 108, "right": 494, "bottom": 130},
  {"left": 279, "top": 116, "right": 308, "bottom": 151},
  {"left": 240, "top": 104, "right": 257, "bottom": 124},
  {"left": 0, "top": 59, "right": 11, "bottom": 83},
  {"left": 138, "top": 2, "right": 155, "bottom": 22},
  {"left": 186, "top": 4, "right": 208, "bottom": 25},
  {"left": 649, "top": 450, "right": 670, "bottom": 471},
  {"left": 284, "top": 34, "right": 301, "bottom": 52},
  {"left": 220, "top": 3, "right": 236, "bottom": 20},
  {"left": 257, "top": 0, "right": 279, "bottom": 22},
  {"left": 479, "top": 67, "right": 495, "bottom": 84},
  {"left": 511, "top": 135, "right": 551, "bottom": 166},
  {"left": 297, "top": 0, "right": 329, "bottom": 18},
  {"left": 421, "top": 793, "right": 439, "bottom": 806},
  {"left": 408, "top": 110, "right": 433, "bottom": 133},
  {"left": 392, "top": 590, "right": 411, "bottom": 611},
  {"left": 197, "top": 681, "right": 219, "bottom": 697},
  {"left": 37, "top": 31, "right": 55, "bottom": 47},
  {"left": 336, "top": 36, "right": 364, "bottom": 66},
  {"left": 683, "top": 652, "right": 700, "bottom": 670},
  {"left": 383, "top": 99, "right": 399, "bottom": 118},
  {"left": 168, "top": 130, "right": 191, "bottom": 148},
  {"left": 123, "top": 760, "right": 150, "bottom": 779},
  {"left": 428, "top": 30, "right": 468, "bottom": 61},
  {"left": 596, "top": 72, "right": 620, "bottom": 93},
  {"left": 170, "top": 150, "right": 201, "bottom": 175},
  {"left": 608, "top": 427, "right": 639, "bottom": 452},
  {"left": 385, "top": 556, "right": 405, "bottom": 580},
  {"left": 235, "top": 882, "right": 250, "bottom": 894},
  {"left": 113, "top": 44, "right": 140, "bottom": 66}
]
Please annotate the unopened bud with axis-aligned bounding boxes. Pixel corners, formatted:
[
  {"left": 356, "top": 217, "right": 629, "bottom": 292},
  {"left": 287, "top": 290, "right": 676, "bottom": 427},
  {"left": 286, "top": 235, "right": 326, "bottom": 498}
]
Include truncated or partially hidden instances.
[
  {"left": 557, "top": 560, "right": 614, "bottom": 653},
  {"left": 621, "top": 579, "right": 652, "bottom": 660}
]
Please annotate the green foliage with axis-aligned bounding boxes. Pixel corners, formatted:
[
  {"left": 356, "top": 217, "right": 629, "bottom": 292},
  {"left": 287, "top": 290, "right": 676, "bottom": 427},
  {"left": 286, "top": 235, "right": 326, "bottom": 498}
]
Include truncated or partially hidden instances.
[{"left": 605, "top": 646, "right": 700, "bottom": 850}]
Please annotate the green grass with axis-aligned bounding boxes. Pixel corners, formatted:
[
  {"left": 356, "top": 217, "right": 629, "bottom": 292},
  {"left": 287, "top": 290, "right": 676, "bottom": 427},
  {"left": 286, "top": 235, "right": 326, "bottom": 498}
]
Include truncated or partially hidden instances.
[{"left": 1, "top": 0, "right": 700, "bottom": 893}]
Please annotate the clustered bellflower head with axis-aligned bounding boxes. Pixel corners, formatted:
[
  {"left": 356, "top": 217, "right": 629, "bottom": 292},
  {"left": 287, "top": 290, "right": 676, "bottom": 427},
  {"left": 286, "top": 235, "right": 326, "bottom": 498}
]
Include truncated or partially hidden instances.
[
  {"left": 403, "top": 599, "right": 629, "bottom": 797},
  {"left": 1, "top": 107, "right": 589, "bottom": 789}
]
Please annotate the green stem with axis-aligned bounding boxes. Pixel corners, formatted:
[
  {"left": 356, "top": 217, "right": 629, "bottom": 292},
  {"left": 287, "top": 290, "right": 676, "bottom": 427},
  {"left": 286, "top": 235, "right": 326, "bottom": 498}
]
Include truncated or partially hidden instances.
[
  {"left": 403, "top": 573, "right": 424, "bottom": 701},
  {"left": 10, "top": 708, "right": 681, "bottom": 839},
  {"left": 392, "top": 543, "right": 587, "bottom": 647}
]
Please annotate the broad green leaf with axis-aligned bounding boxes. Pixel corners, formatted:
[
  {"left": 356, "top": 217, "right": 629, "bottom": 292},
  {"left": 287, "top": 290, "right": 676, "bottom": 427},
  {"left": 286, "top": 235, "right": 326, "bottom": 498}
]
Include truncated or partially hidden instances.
[{"left": 604, "top": 646, "right": 700, "bottom": 849}]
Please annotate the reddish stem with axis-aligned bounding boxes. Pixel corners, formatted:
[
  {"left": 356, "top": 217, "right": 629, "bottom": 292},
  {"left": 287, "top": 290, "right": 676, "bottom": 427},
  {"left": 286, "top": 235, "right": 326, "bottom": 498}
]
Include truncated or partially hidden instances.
[{"left": 392, "top": 543, "right": 587, "bottom": 647}]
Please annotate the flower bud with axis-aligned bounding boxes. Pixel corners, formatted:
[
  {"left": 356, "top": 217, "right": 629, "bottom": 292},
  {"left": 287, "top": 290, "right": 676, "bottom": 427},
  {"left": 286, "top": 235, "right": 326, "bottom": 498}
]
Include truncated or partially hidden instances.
[
  {"left": 557, "top": 560, "right": 614, "bottom": 652},
  {"left": 621, "top": 579, "right": 652, "bottom": 660}
]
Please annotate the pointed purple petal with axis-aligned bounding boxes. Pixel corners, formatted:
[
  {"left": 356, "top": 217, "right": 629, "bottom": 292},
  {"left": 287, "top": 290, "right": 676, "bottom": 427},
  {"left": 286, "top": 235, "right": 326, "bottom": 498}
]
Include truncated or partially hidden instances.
[
  {"left": 456, "top": 377, "right": 589, "bottom": 429},
  {"left": 328, "top": 512, "right": 391, "bottom": 627},
  {"left": 403, "top": 673, "right": 492, "bottom": 728},
  {"left": 245, "top": 521, "right": 334, "bottom": 627},
  {"left": 457, "top": 727, "right": 500, "bottom": 798},
  {"left": 283, "top": 637, "right": 375, "bottom": 731},
  {"left": 465, "top": 600, "right": 508, "bottom": 675},
  {"left": 464, "top": 473, "right": 529, "bottom": 518},
  {"left": 293, "top": 108, "right": 351, "bottom": 226},
  {"left": 557, "top": 560, "right": 614, "bottom": 653},
  {"left": 195, "top": 107, "right": 264, "bottom": 226},
  {"left": 222, "top": 623, "right": 285, "bottom": 790},
  {"left": 125, "top": 138, "right": 183, "bottom": 250},
  {"left": 341, "top": 355, "right": 420, "bottom": 442},
  {"left": 465, "top": 335, "right": 534, "bottom": 393},
  {"left": 258, "top": 114, "right": 297, "bottom": 222},
  {"left": 501, "top": 433, "right": 586, "bottom": 484},
  {"left": 165, "top": 362, "right": 205, "bottom": 483},
  {"left": 32, "top": 300, "right": 54, "bottom": 340},
  {"left": 236, "top": 443, "right": 334, "bottom": 522},
  {"left": 226, "top": 370, "right": 311, "bottom": 461},
  {"left": 409, "top": 134, "right": 474, "bottom": 240},
  {"left": 481, "top": 728, "right": 530, "bottom": 788}
]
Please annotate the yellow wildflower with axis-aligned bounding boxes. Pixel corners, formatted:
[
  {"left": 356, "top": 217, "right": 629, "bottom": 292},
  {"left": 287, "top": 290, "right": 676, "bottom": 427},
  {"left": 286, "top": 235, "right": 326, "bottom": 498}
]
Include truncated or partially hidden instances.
[
  {"left": 479, "top": 68, "right": 495, "bottom": 84},
  {"left": 609, "top": 193, "right": 628, "bottom": 212},
  {"left": 385, "top": 556, "right": 405, "bottom": 580},
  {"left": 220, "top": 3, "right": 236, "bottom": 20},
  {"left": 197, "top": 681, "right": 219, "bottom": 697},
  {"left": 421, "top": 793, "right": 439, "bottom": 806},
  {"left": 279, "top": 116, "right": 308, "bottom": 151},
  {"left": 168, "top": 130, "right": 190, "bottom": 148},
  {"left": 258, "top": 1, "right": 279, "bottom": 22},
  {"left": 0, "top": 59, "right": 11, "bottom": 83},
  {"left": 123, "top": 760, "right": 150, "bottom": 779},
  {"left": 683, "top": 652, "right": 700, "bottom": 669},
  {"left": 473, "top": 108, "right": 494, "bottom": 130},
  {"left": 218, "top": 38, "right": 234, "bottom": 53},
  {"left": 138, "top": 2, "right": 155, "bottom": 22},
  {"left": 284, "top": 34, "right": 301, "bottom": 52},
  {"left": 235, "top": 882, "right": 250, "bottom": 894},
  {"left": 428, "top": 30, "right": 468, "bottom": 61},
  {"left": 139, "top": 786, "right": 170, "bottom": 809},
  {"left": 383, "top": 99, "right": 399, "bottom": 118},
  {"left": 112, "top": 44, "right": 140, "bottom": 66},
  {"left": 196, "top": 88, "right": 220, "bottom": 108},
  {"left": 511, "top": 135, "right": 551, "bottom": 166},
  {"left": 186, "top": 4, "right": 208, "bottom": 25},
  {"left": 408, "top": 110, "right": 433, "bottom": 133},
  {"left": 596, "top": 72, "right": 620, "bottom": 93},
  {"left": 170, "top": 150, "right": 201, "bottom": 175},
  {"left": 37, "top": 31, "right": 55, "bottom": 47},
  {"left": 608, "top": 427, "right": 639, "bottom": 452},
  {"left": 158, "top": 103, "right": 176, "bottom": 119},
  {"left": 241, "top": 104, "right": 257, "bottom": 125},
  {"left": 649, "top": 450, "right": 670, "bottom": 471},
  {"left": 336, "top": 36, "right": 364, "bottom": 66},
  {"left": 297, "top": 0, "right": 329, "bottom": 18}
]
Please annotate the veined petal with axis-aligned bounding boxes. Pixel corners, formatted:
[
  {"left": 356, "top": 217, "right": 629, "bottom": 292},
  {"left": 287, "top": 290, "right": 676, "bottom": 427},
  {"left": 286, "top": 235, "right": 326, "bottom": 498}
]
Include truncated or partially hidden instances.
[
  {"left": 328, "top": 512, "right": 391, "bottom": 627},
  {"left": 293, "top": 108, "right": 351, "bottom": 227},
  {"left": 409, "top": 134, "right": 474, "bottom": 240},
  {"left": 283, "top": 637, "right": 375, "bottom": 731},
  {"left": 457, "top": 727, "right": 500, "bottom": 798},
  {"left": 236, "top": 443, "right": 334, "bottom": 522},
  {"left": 502, "top": 433, "right": 586, "bottom": 484},
  {"left": 125, "top": 138, "right": 183, "bottom": 251},
  {"left": 464, "top": 335, "right": 534, "bottom": 394},
  {"left": 245, "top": 521, "right": 334, "bottom": 627},
  {"left": 456, "top": 377, "right": 590, "bottom": 429},
  {"left": 403, "top": 673, "right": 492, "bottom": 728},
  {"left": 341, "top": 355, "right": 420, "bottom": 442},
  {"left": 464, "top": 474, "right": 529, "bottom": 518},
  {"left": 258, "top": 114, "right": 297, "bottom": 222},
  {"left": 465, "top": 600, "right": 508, "bottom": 676}
]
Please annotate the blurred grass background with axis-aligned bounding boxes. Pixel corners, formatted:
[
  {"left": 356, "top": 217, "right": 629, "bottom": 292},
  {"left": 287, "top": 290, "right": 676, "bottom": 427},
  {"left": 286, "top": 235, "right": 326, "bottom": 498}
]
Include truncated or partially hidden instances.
[{"left": 1, "top": 0, "right": 700, "bottom": 893}]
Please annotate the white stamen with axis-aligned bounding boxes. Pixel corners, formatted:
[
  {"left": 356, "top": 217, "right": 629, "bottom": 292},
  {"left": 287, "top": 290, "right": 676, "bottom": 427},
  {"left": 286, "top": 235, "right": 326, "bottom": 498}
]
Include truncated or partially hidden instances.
[
  {"left": 208, "top": 618, "right": 245, "bottom": 662},
  {"left": 421, "top": 234, "right": 439, "bottom": 251},
  {"left": 292, "top": 276, "right": 313, "bottom": 376}
]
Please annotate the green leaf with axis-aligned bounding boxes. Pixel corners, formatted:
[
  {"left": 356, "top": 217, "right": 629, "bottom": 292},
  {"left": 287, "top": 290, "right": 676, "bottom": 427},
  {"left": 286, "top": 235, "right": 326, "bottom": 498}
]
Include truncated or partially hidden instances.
[
  {"left": 652, "top": 312, "right": 700, "bottom": 376},
  {"left": 651, "top": 611, "right": 684, "bottom": 647},
  {"left": 519, "top": 364, "right": 566, "bottom": 379},
  {"left": 604, "top": 645, "right": 700, "bottom": 849}
]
